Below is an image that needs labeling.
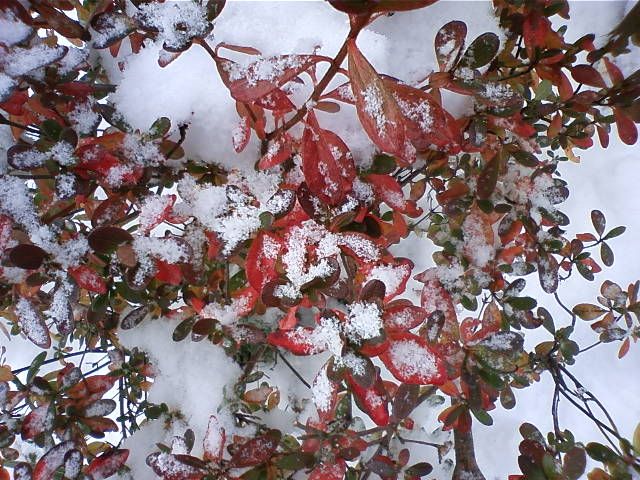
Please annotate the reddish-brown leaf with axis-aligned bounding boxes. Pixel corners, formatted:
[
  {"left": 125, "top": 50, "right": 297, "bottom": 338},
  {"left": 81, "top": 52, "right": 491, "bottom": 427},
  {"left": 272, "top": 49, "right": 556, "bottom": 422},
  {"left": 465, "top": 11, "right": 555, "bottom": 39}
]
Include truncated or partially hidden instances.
[
  {"left": 347, "top": 371, "right": 390, "bottom": 426},
  {"left": 21, "top": 403, "right": 52, "bottom": 440},
  {"left": 383, "top": 304, "right": 428, "bottom": 332},
  {"left": 348, "top": 39, "right": 413, "bottom": 163},
  {"left": 227, "top": 54, "right": 329, "bottom": 103},
  {"left": 384, "top": 80, "right": 460, "bottom": 152},
  {"left": 366, "top": 173, "right": 421, "bottom": 216},
  {"left": 203, "top": 415, "right": 226, "bottom": 462},
  {"left": 85, "top": 449, "right": 129, "bottom": 480},
  {"left": 309, "top": 459, "right": 347, "bottom": 480},
  {"left": 301, "top": 111, "right": 355, "bottom": 205},
  {"left": 267, "top": 328, "right": 323, "bottom": 356},
  {"left": 246, "top": 231, "right": 283, "bottom": 293},
  {"left": 435, "top": 21, "right": 467, "bottom": 72},
  {"left": 259, "top": 135, "right": 293, "bottom": 169},
  {"left": 614, "top": 108, "right": 638, "bottom": 145},
  {"left": 229, "top": 430, "right": 281, "bottom": 468},
  {"left": 69, "top": 265, "right": 107, "bottom": 294},
  {"left": 380, "top": 331, "right": 447, "bottom": 385},
  {"left": 33, "top": 441, "right": 75, "bottom": 480},
  {"left": 232, "top": 115, "right": 251, "bottom": 153},
  {"left": 146, "top": 452, "right": 205, "bottom": 480},
  {"left": 570, "top": 65, "right": 607, "bottom": 89}
]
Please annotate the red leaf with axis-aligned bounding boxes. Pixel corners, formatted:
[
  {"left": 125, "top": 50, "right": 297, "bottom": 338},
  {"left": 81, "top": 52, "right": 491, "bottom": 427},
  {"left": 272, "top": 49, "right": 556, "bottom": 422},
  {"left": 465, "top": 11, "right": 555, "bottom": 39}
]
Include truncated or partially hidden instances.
[
  {"left": 603, "top": 57, "right": 624, "bottom": 85},
  {"left": 232, "top": 115, "right": 251, "bottom": 153},
  {"left": 366, "top": 173, "right": 421, "bottom": 216},
  {"left": 86, "top": 449, "right": 129, "bottom": 480},
  {"left": 254, "top": 88, "right": 295, "bottom": 112},
  {"left": 347, "top": 372, "right": 390, "bottom": 426},
  {"left": 366, "top": 258, "right": 413, "bottom": 301},
  {"left": 614, "top": 108, "right": 638, "bottom": 145},
  {"left": 16, "top": 298, "right": 51, "bottom": 349},
  {"left": 21, "top": 403, "right": 52, "bottom": 440},
  {"left": 227, "top": 54, "right": 329, "bottom": 102},
  {"left": 570, "top": 65, "right": 607, "bottom": 89},
  {"left": 203, "top": 415, "right": 226, "bottom": 462},
  {"left": 385, "top": 80, "right": 460, "bottom": 152},
  {"left": 229, "top": 430, "right": 281, "bottom": 468},
  {"left": 309, "top": 459, "right": 347, "bottom": 480},
  {"left": 618, "top": 337, "right": 630, "bottom": 358},
  {"left": 82, "top": 416, "right": 118, "bottom": 435},
  {"left": 522, "top": 11, "right": 551, "bottom": 58},
  {"left": 301, "top": 111, "right": 355, "bottom": 205},
  {"left": 66, "top": 375, "right": 117, "bottom": 406},
  {"left": 0, "top": 89, "right": 28, "bottom": 114},
  {"left": 146, "top": 453, "right": 205, "bottom": 480},
  {"left": 140, "top": 195, "right": 176, "bottom": 234},
  {"left": 154, "top": 259, "right": 183, "bottom": 286},
  {"left": 312, "top": 364, "right": 339, "bottom": 422},
  {"left": 267, "top": 328, "right": 324, "bottom": 355},
  {"left": 379, "top": 332, "right": 447, "bottom": 385},
  {"left": 259, "top": 135, "right": 293, "bottom": 169},
  {"left": 383, "top": 304, "right": 427, "bottom": 331},
  {"left": 69, "top": 265, "right": 107, "bottom": 294},
  {"left": 246, "top": 231, "right": 283, "bottom": 292},
  {"left": 33, "top": 441, "right": 75, "bottom": 480},
  {"left": 434, "top": 21, "right": 467, "bottom": 72},
  {"left": 348, "top": 39, "right": 413, "bottom": 163}
]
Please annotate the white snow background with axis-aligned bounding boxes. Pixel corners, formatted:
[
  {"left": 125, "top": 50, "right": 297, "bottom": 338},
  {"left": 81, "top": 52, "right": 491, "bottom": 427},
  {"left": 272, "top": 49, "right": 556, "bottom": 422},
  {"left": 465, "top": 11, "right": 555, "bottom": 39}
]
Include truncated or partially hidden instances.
[{"left": 2, "top": 1, "right": 640, "bottom": 479}]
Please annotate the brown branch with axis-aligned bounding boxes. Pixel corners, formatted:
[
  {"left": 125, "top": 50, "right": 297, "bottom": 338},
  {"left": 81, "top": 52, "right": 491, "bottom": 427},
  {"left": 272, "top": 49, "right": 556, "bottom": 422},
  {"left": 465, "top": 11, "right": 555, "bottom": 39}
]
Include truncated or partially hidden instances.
[{"left": 452, "top": 400, "right": 486, "bottom": 480}]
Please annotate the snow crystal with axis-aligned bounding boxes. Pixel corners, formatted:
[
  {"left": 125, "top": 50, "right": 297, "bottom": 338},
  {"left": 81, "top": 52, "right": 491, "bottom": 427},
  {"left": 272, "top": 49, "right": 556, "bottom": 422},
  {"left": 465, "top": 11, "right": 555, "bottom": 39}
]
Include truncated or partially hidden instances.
[
  {"left": 55, "top": 173, "right": 76, "bottom": 199},
  {"left": 311, "top": 367, "right": 333, "bottom": 413},
  {"left": 341, "top": 352, "right": 366, "bottom": 376},
  {"left": 139, "top": 195, "right": 173, "bottom": 233},
  {"left": 200, "top": 295, "right": 252, "bottom": 326},
  {"left": 461, "top": 215, "right": 495, "bottom": 268},
  {"left": 345, "top": 302, "right": 383, "bottom": 343},
  {"left": 395, "top": 95, "right": 433, "bottom": 131},
  {"left": 135, "top": 1, "right": 210, "bottom": 51},
  {"left": 57, "top": 47, "right": 88, "bottom": 75},
  {"left": 68, "top": 101, "right": 100, "bottom": 135},
  {"left": 366, "top": 263, "right": 409, "bottom": 297},
  {"left": 0, "top": 73, "right": 16, "bottom": 100},
  {"left": 362, "top": 85, "right": 387, "bottom": 134},
  {"left": 123, "top": 134, "right": 163, "bottom": 167},
  {"left": 0, "top": 10, "right": 32, "bottom": 46},
  {"left": 388, "top": 339, "right": 436, "bottom": 379},
  {"left": 15, "top": 298, "right": 48, "bottom": 346},
  {"left": 226, "top": 54, "right": 304, "bottom": 87},
  {"left": 277, "top": 221, "right": 340, "bottom": 299},
  {"left": 133, "top": 237, "right": 189, "bottom": 265},
  {"left": 2, "top": 44, "right": 65, "bottom": 78}
]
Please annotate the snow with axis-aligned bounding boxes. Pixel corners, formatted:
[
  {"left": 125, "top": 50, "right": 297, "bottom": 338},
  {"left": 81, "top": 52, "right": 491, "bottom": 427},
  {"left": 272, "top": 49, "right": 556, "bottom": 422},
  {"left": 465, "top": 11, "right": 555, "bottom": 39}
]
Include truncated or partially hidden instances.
[
  {"left": 118, "top": 317, "right": 244, "bottom": 478},
  {"left": 345, "top": 302, "right": 383, "bottom": 343},
  {"left": 0, "top": 10, "right": 32, "bottom": 46},
  {"left": 387, "top": 338, "right": 437, "bottom": 380}
]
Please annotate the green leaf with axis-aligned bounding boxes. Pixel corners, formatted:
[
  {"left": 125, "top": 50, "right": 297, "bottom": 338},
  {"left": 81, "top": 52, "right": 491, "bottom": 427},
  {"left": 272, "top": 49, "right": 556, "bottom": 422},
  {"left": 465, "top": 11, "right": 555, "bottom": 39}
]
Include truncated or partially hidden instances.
[
  {"left": 275, "top": 452, "right": 315, "bottom": 470},
  {"left": 572, "top": 303, "right": 607, "bottom": 320},
  {"left": 600, "top": 242, "right": 614, "bottom": 267},
  {"left": 27, "top": 351, "right": 48, "bottom": 384},
  {"left": 371, "top": 153, "right": 397, "bottom": 174},
  {"left": 535, "top": 80, "right": 554, "bottom": 101},
  {"left": 173, "top": 317, "right": 195, "bottom": 341},
  {"left": 512, "top": 151, "right": 539, "bottom": 167},
  {"left": 471, "top": 407, "right": 493, "bottom": 426},
  {"left": 500, "top": 385, "right": 516, "bottom": 409},
  {"left": 585, "top": 442, "right": 618, "bottom": 463},
  {"left": 149, "top": 117, "right": 171, "bottom": 138},
  {"left": 506, "top": 296, "right": 537, "bottom": 311},
  {"left": 603, "top": 226, "right": 626, "bottom": 240},
  {"left": 591, "top": 210, "right": 606, "bottom": 236},
  {"left": 460, "top": 32, "right": 500, "bottom": 69}
]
